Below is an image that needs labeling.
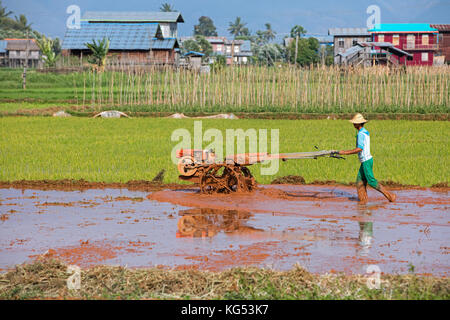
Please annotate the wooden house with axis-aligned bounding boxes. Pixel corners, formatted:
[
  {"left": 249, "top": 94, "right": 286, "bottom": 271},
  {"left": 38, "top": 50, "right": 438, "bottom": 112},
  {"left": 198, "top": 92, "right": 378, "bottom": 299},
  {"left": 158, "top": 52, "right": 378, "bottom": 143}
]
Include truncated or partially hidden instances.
[
  {"left": 328, "top": 28, "right": 371, "bottom": 64},
  {"left": 430, "top": 24, "right": 450, "bottom": 63},
  {"left": 4, "top": 39, "right": 41, "bottom": 68},
  {"left": 62, "top": 11, "right": 182, "bottom": 66}
]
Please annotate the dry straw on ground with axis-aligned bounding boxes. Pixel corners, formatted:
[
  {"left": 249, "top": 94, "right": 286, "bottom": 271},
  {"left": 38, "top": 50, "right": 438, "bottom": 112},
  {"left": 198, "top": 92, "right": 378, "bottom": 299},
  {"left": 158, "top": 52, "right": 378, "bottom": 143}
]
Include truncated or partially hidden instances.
[{"left": 1, "top": 259, "right": 448, "bottom": 299}]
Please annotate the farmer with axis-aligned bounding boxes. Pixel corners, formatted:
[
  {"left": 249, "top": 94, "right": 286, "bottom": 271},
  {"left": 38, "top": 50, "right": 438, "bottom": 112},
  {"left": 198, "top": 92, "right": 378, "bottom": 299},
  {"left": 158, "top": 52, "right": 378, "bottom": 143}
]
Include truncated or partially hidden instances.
[{"left": 337, "top": 113, "right": 396, "bottom": 204}]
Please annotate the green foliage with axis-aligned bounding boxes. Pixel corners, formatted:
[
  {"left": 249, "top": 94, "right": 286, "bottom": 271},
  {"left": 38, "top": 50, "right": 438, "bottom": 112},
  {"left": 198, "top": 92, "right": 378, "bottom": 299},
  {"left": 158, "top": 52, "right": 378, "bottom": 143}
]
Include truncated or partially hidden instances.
[
  {"left": 228, "top": 17, "right": 250, "bottom": 39},
  {"left": 193, "top": 16, "right": 218, "bottom": 37},
  {"left": 211, "top": 54, "right": 227, "bottom": 71},
  {"left": 85, "top": 37, "right": 110, "bottom": 68},
  {"left": 181, "top": 35, "right": 213, "bottom": 59},
  {"left": 290, "top": 25, "right": 307, "bottom": 38},
  {"left": 159, "top": 3, "right": 175, "bottom": 12},
  {"left": 253, "top": 43, "right": 285, "bottom": 65},
  {"left": 36, "top": 35, "right": 58, "bottom": 67},
  {"left": 289, "top": 37, "right": 320, "bottom": 66},
  {"left": 255, "top": 23, "right": 277, "bottom": 45},
  {"left": 0, "top": 1, "right": 41, "bottom": 40}
]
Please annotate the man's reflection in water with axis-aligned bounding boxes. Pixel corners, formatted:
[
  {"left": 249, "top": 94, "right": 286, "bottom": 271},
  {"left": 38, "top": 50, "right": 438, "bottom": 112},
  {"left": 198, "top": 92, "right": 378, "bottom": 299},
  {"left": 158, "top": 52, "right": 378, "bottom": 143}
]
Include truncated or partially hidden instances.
[
  {"left": 357, "top": 204, "right": 374, "bottom": 257},
  {"left": 176, "top": 208, "right": 263, "bottom": 238}
]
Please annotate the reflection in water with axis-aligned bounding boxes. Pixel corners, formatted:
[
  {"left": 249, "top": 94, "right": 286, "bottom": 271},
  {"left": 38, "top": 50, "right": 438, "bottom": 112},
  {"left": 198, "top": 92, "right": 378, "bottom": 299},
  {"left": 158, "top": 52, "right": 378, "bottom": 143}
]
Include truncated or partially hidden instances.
[
  {"left": 356, "top": 204, "right": 374, "bottom": 257},
  {"left": 176, "top": 208, "right": 263, "bottom": 238}
]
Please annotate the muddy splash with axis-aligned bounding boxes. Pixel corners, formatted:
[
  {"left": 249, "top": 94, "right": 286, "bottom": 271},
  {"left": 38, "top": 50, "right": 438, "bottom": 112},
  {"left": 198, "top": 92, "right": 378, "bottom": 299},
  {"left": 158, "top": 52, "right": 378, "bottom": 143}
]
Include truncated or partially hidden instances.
[{"left": 1, "top": 185, "right": 449, "bottom": 276}]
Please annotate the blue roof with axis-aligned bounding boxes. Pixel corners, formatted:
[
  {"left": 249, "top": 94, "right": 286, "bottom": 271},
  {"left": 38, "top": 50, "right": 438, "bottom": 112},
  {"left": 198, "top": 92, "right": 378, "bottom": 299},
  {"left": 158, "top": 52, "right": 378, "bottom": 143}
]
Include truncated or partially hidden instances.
[
  {"left": 151, "top": 38, "right": 178, "bottom": 50},
  {"left": 184, "top": 51, "right": 204, "bottom": 57},
  {"left": 62, "top": 22, "right": 162, "bottom": 50},
  {"left": 82, "top": 11, "right": 184, "bottom": 23},
  {"left": 369, "top": 23, "right": 438, "bottom": 33},
  {"left": 0, "top": 40, "right": 7, "bottom": 53}
]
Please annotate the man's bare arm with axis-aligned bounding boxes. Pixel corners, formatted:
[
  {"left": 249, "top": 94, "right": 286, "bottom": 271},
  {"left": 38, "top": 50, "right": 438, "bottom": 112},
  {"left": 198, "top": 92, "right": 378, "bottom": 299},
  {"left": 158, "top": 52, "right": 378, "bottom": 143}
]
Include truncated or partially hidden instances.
[{"left": 338, "top": 148, "right": 362, "bottom": 155}]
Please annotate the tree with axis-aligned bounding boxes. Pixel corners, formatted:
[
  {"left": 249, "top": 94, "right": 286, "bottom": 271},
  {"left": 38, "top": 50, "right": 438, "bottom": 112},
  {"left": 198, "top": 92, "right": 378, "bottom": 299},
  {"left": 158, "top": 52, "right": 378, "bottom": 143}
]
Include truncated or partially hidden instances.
[
  {"left": 254, "top": 23, "right": 276, "bottom": 45},
  {"left": 288, "top": 36, "right": 320, "bottom": 66},
  {"left": 181, "top": 35, "right": 213, "bottom": 61},
  {"left": 36, "top": 35, "right": 57, "bottom": 67},
  {"left": 194, "top": 16, "right": 218, "bottom": 37},
  {"left": 290, "top": 25, "right": 307, "bottom": 38},
  {"left": 228, "top": 17, "right": 248, "bottom": 39},
  {"left": 182, "top": 39, "right": 201, "bottom": 53},
  {"left": 264, "top": 23, "right": 276, "bottom": 42},
  {"left": 195, "top": 35, "right": 213, "bottom": 57},
  {"left": 85, "top": 37, "right": 110, "bottom": 70},
  {"left": 0, "top": 0, "right": 12, "bottom": 19},
  {"left": 160, "top": 3, "right": 175, "bottom": 12},
  {"left": 253, "top": 43, "right": 284, "bottom": 66},
  {"left": 15, "top": 14, "right": 32, "bottom": 31}
]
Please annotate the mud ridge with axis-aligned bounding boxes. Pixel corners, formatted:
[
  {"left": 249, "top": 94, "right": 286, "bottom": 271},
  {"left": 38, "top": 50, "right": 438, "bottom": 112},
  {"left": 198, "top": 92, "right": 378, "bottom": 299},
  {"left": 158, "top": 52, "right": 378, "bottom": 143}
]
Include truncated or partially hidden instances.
[{"left": 0, "top": 179, "right": 448, "bottom": 192}]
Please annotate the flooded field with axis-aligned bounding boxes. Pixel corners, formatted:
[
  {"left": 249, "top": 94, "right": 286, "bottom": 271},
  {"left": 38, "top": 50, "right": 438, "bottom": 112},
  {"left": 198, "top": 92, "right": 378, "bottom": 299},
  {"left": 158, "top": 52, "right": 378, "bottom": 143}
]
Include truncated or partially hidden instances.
[{"left": 0, "top": 185, "right": 448, "bottom": 276}]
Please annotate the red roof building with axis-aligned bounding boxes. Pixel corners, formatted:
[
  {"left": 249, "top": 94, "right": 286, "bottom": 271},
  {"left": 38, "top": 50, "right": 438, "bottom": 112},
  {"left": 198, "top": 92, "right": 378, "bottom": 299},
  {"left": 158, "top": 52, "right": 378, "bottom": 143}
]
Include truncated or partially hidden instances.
[{"left": 369, "top": 24, "right": 439, "bottom": 66}]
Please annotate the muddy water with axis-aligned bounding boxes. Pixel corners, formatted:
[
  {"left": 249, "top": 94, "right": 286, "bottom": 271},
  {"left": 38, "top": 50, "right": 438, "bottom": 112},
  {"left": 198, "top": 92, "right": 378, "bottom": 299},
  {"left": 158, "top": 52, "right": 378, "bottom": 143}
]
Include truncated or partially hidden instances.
[{"left": 1, "top": 185, "right": 449, "bottom": 276}]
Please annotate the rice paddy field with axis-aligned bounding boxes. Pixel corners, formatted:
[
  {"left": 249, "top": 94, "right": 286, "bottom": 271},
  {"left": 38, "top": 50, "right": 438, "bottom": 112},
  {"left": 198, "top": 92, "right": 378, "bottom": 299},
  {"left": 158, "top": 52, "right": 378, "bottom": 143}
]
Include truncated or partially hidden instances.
[{"left": 0, "top": 117, "right": 448, "bottom": 186}]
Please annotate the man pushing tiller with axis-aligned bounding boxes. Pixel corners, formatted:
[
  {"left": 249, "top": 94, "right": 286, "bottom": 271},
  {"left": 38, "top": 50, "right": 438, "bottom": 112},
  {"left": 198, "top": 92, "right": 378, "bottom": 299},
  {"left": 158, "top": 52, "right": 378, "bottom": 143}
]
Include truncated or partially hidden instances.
[{"left": 337, "top": 113, "right": 396, "bottom": 204}]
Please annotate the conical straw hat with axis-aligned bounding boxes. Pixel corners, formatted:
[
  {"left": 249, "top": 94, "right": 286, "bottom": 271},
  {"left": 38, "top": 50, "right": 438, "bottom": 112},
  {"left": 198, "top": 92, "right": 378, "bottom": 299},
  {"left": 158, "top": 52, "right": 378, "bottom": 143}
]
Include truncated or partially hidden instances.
[{"left": 349, "top": 113, "right": 368, "bottom": 124}]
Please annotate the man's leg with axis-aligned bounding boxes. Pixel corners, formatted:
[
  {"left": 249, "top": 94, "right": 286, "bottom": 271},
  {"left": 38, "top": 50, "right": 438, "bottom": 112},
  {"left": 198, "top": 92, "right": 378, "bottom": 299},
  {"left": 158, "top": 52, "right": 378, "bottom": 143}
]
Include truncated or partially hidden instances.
[
  {"left": 356, "top": 165, "right": 368, "bottom": 204},
  {"left": 363, "top": 158, "right": 396, "bottom": 202}
]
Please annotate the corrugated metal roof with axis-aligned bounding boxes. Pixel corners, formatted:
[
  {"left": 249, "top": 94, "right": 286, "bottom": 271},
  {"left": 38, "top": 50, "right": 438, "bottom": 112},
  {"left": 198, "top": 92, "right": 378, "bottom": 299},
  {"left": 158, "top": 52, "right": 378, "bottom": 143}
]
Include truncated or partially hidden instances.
[
  {"left": 6, "top": 39, "right": 40, "bottom": 51},
  {"left": 430, "top": 24, "right": 450, "bottom": 32},
  {"left": 328, "top": 28, "right": 369, "bottom": 36},
  {"left": 0, "top": 40, "right": 7, "bottom": 53},
  {"left": 150, "top": 38, "right": 178, "bottom": 50},
  {"left": 337, "top": 45, "right": 364, "bottom": 58},
  {"left": 62, "top": 22, "right": 162, "bottom": 50},
  {"left": 369, "top": 23, "right": 438, "bottom": 33},
  {"left": 82, "top": 11, "right": 184, "bottom": 23}
]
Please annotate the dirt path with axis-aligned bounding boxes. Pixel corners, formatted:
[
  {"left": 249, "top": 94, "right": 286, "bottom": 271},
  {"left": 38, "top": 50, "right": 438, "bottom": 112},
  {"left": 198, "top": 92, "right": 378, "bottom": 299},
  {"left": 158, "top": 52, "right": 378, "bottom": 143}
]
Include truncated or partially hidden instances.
[{"left": 0, "top": 184, "right": 448, "bottom": 276}]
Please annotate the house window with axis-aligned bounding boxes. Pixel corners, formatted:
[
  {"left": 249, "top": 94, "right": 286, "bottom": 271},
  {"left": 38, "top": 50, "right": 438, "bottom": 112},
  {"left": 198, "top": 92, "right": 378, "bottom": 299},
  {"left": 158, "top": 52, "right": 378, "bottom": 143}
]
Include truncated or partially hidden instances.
[
  {"left": 378, "top": 34, "right": 384, "bottom": 42},
  {"left": 422, "top": 34, "right": 429, "bottom": 45},
  {"left": 352, "top": 38, "right": 358, "bottom": 46},
  {"left": 392, "top": 34, "right": 399, "bottom": 46},
  {"left": 338, "top": 38, "right": 344, "bottom": 48},
  {"left": 422, "top": 52, "right": 428, "bottom": 62},
  {"left": 226, "top": 46, "right": 231, "bottom": 53},
  {"left": 216, "top": 44, "right": 222, "bottom": 52},
  {"left": 234, "top": 45, "right": 239, "bottom": 53},
  {"left": 407, "top": 35, "right": 415, "bottom": 48}
]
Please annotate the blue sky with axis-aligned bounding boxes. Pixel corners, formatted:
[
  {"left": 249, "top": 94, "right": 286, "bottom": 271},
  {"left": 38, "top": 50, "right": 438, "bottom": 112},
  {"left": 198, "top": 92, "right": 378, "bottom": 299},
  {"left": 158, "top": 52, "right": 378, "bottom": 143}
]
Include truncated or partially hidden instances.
[{"left": 3, "top": 0, "right": 450, "bottom": 40}]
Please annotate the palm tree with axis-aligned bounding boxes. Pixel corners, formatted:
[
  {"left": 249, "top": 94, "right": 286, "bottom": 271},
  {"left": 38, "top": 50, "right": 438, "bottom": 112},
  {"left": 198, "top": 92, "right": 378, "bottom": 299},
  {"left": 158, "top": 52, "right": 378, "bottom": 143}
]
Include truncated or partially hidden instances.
[
  {"left": 264, "top": 23, "right": 276, "bottom": 42},
  {"left": 85, "top": 37, "right": 110, "bottom": 71},
  {"left": 160, "top": 3, "right": 175, "bottom": 12},
  {"left": 228, "top": 17, "right": 247, "bottom": 38},
  {"left": 15, "top": 14, "right": 32, "bottom": 31},
  {"left": 290, "top": 25, "right": 307, "bottom": 38},
  {"left": 0, "top": 1, "right": 13, "bottom": 19}
]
